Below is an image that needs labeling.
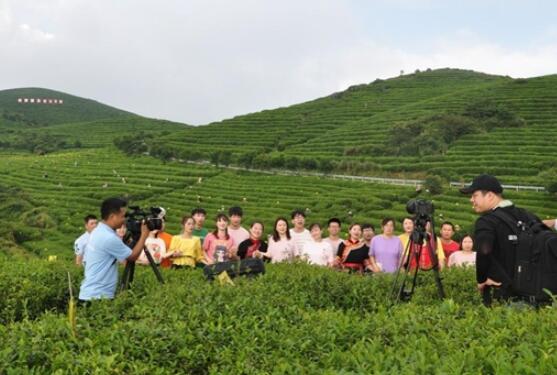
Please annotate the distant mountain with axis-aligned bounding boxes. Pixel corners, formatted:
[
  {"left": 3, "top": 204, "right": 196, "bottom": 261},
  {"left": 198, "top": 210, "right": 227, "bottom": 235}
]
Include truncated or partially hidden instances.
[{"left": 0, "top": 87, "right": 135, "bottom": 126}]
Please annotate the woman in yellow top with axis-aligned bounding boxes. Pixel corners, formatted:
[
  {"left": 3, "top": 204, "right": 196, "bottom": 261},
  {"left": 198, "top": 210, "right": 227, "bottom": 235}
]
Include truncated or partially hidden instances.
[
  {"left": 166, "top": 216, "right": 204, "bottom": 268},
  {"left": 398, "top": 217, "right": 445, "bottom": 270}
]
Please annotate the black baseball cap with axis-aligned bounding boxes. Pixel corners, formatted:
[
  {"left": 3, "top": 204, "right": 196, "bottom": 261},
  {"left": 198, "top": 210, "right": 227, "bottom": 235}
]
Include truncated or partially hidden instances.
[{"left": 459, "top": 174, "right": 503, "bottom": 194}]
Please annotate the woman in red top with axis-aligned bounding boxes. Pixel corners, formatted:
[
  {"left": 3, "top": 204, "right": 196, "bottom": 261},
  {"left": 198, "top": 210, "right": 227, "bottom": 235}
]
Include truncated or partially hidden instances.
[
  {"left": 334, "top": 224, "right": 372, "bottom": 273},
  {"left": 238, "top": 221, "right": 268, "bottom": 259}
]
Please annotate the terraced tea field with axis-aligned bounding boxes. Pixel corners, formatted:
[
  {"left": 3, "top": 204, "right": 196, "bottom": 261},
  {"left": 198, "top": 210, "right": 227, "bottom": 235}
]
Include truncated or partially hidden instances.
[
  {"left": 145, "top": 69, "right": 557, "bottom": 185},
  {"left": 1, "top": 147, "right": 555, "bottom": 261}
]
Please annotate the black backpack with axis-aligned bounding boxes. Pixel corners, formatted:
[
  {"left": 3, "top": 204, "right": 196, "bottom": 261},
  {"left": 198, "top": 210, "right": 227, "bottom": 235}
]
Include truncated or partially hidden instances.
[
  {"left": 203, "top": 258, "right": 266, "bottom": 281},
  {"left": 491, "top": 209, "right": 557, "bottom": 303}
]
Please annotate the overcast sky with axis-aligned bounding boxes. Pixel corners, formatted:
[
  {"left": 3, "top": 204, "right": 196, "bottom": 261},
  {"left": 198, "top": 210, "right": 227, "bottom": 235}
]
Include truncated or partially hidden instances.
[{"left": 1, "top": 0, "right": 557, "bottom": 125}]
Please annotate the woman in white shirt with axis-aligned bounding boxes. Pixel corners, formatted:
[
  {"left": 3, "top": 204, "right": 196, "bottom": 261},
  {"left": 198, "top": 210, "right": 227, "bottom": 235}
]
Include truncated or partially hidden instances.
[
  {"left": 263, "top": 217, "right": 298, "bottom": 263},
  {"left": 448, "top": 234, "right": 476, "bottom": 268},
  {"left": 301, "top": 223, "right": 334, "bottom": 267}
]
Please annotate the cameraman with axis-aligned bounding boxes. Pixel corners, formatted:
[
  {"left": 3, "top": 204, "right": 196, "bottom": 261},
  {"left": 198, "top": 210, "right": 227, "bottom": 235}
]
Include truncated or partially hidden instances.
[
  {"left": 460, "top": 174, "right": 540, "bottom": 303},
  {"left": 79, "top": 198, "right": 148, "bottom": 302}
]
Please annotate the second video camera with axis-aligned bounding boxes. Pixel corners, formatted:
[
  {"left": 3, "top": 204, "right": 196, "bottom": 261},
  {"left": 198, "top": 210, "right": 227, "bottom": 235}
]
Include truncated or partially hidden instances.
[{"left": 126, "top": 206, "right": 165, "bottom": 238}]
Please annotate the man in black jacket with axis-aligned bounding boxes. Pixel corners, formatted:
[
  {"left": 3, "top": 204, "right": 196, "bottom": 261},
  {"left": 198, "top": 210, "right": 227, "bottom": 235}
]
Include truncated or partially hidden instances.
[{"left": 460, "top": 174, "right": 539, "bottom": 301}]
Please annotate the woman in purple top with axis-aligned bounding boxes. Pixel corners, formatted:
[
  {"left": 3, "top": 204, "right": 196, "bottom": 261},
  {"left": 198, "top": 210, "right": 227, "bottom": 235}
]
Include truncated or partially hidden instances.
[{"left": 369, "top": 217, "right": 403, "bottom": 273}]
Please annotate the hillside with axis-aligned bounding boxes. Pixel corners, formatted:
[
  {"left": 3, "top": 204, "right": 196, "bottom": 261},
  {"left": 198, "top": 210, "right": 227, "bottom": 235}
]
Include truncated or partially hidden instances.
[
  {"left": 1, "top": 148, "right": 555, "bottom": 261},
  {"left": 0, "top": 87, "right": 134, "bottom": 126},
  {"left": 134, "top": 68, "right": 557, "bottom": 185}
]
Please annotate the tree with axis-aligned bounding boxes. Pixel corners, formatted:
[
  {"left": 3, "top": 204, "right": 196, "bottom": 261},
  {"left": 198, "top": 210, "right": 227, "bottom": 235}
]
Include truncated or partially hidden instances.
[
  {"left": 285, "top": 156, "right": 299, "bottom": 170},
  {"left": 318, "top": 158, "right": 334, "bottom": 174},
  {"left": 424, "top": 175, "right": 444, "bottom": 195},
  {"left": 220, "top": 151, "right": 232, "bottom": 167},
  {"left": 540, "top": 168, "right": 557, "bottom": 197},
  {"left": 210, "top": 151, "right": 220, "bottom": 167}
]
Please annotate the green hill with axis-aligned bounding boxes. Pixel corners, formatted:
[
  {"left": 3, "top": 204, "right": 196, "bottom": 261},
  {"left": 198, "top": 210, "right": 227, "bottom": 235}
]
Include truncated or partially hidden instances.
[
  {"left": 134, "top": 68, "right": 557, "bottom": 185},
  {"left": 0, "top": 87, "right": 134, "bottom": 126}
]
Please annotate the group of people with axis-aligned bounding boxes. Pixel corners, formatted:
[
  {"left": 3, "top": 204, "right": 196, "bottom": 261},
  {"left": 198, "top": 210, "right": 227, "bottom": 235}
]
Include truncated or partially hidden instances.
[
  {"left": 75, "top": 206, "right": 477, "bottom": 273},
  {"left": 76, "top": 174, "right": 557, "bottom": 304}
]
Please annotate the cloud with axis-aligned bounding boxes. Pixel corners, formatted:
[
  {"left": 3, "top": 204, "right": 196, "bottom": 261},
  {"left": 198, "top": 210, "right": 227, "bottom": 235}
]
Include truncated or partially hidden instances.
[
  {"left": 0, "top": 0, "right": 556, "bottom": 125},
  {"left": 19, "top": 23, "right": 55, "bottom": 41}
]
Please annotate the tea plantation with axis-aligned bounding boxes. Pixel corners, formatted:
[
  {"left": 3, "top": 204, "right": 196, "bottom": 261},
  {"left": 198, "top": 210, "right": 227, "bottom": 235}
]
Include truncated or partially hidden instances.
[
  {"left": 1, "top": 148, "right": 557, "bottom": 373},
  {"left": 142, "top": 69, "right": 557, "bottom": 185},
  {"left": 1, "top": 69, "right": 557, "bottom": 373}
]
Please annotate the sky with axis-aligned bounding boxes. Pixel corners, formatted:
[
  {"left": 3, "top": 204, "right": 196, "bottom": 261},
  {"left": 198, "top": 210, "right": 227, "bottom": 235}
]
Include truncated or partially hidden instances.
[{"left": 1, "top": 0, "right": 557, "bottom": 125}]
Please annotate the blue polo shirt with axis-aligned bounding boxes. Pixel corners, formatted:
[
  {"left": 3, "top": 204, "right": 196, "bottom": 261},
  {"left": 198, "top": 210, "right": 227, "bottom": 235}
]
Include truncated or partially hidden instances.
[
  {"left": 74, "top": 232, "right": 90, "bottom": 257},
  {"left": 79, "top": 222, "right": 132, "bottom": 300}
]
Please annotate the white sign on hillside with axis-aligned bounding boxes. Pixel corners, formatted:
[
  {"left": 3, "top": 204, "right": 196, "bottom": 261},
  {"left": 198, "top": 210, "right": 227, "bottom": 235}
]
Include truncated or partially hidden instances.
[{"left": 17, "top": 98, "right": 64, "bottom": 105}]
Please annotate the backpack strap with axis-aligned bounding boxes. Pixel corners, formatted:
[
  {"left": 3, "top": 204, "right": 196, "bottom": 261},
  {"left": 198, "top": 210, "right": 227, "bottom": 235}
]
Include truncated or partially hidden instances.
[
  {"left": 483, "top": 208, "right": 517, "bottom": 290},
  {"left": 489, "top": 209, "right": 521, "bottom": 235}
]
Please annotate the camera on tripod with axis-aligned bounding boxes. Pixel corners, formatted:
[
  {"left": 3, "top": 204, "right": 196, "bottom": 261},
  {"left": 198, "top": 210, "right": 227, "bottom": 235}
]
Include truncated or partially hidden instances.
[
  {"left": 389, "top": 198, "right": 445, "bottom": 304},
  {"left": 125, "top": 206, "right": 165, "bottom": 240},
  {"left": 406, "top": 199, "right": 434, "bottom": 220},
  {"left": 120, "top": 206, "right": 167, "bottom": 292},
  {"left": 406, "top": 199, "right": 434, "bottom": 234}
]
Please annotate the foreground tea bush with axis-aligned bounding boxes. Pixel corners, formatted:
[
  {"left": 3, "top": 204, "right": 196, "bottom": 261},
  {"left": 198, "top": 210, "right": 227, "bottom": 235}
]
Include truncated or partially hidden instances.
[
  {"left": 1, "top": 260, "right": 556, "bottom": 373},
  {"left": 0, "top": 258, "right": 81, "bottom": 324}
]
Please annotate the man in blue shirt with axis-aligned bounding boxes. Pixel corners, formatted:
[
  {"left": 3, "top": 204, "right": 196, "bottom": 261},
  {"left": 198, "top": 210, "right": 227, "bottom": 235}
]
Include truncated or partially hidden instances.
[
  {"left": 79, "top": 198, "right": 148, "bottom": 301},
  {"left": 74, "top": 214, "right": 98, "bottom": 266}
]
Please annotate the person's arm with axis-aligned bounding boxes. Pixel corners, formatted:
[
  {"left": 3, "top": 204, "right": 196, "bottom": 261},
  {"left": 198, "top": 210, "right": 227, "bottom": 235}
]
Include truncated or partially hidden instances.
[
  {"left": 126, "top": 222, "right": 150, "bottom": 262},
  {"left": 75, "top": 254, "right": 83, "bottom": 266},
  {"left": 435, "top": 238, "right": 445, "bottom": 271},
  {"left": 228, "top": 239, "right": 239, "bottom": 260},
  {"left": 474, "top": 217, "right": 501, "bottom": 291},
  {"left": 543, "top": 218, "right": 556, "bottom": 230},
  {"left": 367, "top": 239, "right": 381, "bottom": 272},
  {"left": 368, "top": 256, "right": 381, "bottom": 272},
  {"left": 194, "top": 238, "right": 205, "bottom": 264},
  {"left": 447, "top": 253, "right": 455, "bottom": 268},
  {"left": 164, "top": 236, "right": 178, "bottom": 258},
  {"left": 237, "top": 240, "right": 248, "bottom": 259}
]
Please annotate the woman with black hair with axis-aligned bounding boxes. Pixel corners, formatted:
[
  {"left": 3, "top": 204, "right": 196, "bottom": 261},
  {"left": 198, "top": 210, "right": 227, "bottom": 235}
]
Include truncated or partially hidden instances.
[
  {"left": 335, "top": 224, "right": 372, "bottom": 273},
  {"left": 203, "top": 213, "right": 236, "bottom": 264},
  {"left": 238, "top": 221, "right": 268, "bottom": 259},
  {"left": 263, "top": 217, "right": 298, "bottom": 263}
]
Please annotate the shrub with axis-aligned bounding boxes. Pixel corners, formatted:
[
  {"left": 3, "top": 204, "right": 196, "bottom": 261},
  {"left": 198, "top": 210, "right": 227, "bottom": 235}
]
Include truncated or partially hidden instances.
[{"left": 424, "top": 175, "right": 444, "bottom": 195}]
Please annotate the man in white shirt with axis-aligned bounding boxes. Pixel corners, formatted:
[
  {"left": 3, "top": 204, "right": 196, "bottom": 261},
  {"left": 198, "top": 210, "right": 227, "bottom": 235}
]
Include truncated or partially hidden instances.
[
  {"left": 324, "top": 218, "right": 343, "bottom": 256},
  {"left": 289, "top": 209, "right": 311, "bottom": 252},
  {"left": 227, "top": 206, "right": 250, "bottom": 247},
  {"left": 74, "top": 214, "right": 98, "bottom": 266}
]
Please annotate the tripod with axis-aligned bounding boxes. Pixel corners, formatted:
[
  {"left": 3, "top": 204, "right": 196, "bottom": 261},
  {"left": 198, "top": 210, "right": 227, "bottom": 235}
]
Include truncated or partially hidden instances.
[
  {"left": 120, "top": 237, "right": 165, "bottom": 292},
  {"left": 390, "top": 222, "right": 445, "bottom": 303}
]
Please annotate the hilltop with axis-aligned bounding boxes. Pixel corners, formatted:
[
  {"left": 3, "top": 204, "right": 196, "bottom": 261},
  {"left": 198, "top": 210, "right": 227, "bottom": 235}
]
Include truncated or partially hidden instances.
[{"left": 0, "top": 87, "right": 134, "bottom": 126}]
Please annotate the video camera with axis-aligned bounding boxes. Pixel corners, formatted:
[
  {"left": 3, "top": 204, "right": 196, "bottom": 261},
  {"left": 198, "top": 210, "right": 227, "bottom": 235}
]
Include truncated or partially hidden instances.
[
  {"left": 125, "top": 206, "right": 165, "bottom": 241},
  {"left": 406, "top": 199, "right": 434, "bottom": 231}
]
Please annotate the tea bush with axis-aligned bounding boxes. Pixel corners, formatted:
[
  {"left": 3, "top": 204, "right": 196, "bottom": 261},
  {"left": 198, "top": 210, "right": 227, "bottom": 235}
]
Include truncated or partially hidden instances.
[{"left": 1, "top": 259, "right": 556, "bottom": 374}]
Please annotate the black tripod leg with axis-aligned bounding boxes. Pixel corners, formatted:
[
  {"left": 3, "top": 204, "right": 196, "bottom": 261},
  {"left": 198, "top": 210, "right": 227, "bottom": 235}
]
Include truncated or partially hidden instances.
[
  {"left": 406, "top": 243, "right": 422, "bottom": 299},
  {"left": 120, "top": 261, "right": 135, "bottom": 291},
  {"left": 390, "top": 238, "right": 412, "bottom": 303},
  {"left": 143, "top": 247, "right": 165, "bottom": 284}
]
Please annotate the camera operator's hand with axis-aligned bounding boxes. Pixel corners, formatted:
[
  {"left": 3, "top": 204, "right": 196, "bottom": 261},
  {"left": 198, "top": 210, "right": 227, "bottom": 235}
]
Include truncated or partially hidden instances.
[
  {"left": 140, "top": 220, "right": 149, "bottom": 238},
  {"left": 127, "top": 220, "right": 150, "bottom": 262}
]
